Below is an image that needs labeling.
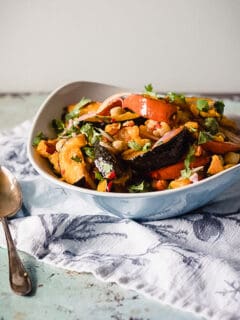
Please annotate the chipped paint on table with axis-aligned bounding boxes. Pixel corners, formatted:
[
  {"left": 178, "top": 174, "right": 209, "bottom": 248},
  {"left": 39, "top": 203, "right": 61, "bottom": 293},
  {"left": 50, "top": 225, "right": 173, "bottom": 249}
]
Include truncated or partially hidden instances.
[
  {"left": 0, "top": 248, "right": 202, "bottom": 320},
  {"left": 0, "top": 93, "right": 204, "bottom": 320}
]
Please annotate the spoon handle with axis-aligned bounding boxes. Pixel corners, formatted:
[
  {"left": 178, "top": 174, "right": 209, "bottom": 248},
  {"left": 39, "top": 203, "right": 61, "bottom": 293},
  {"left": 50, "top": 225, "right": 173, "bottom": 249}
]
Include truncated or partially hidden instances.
[{"left": 1, "top": 217, "right": 32, "bottom": 295}]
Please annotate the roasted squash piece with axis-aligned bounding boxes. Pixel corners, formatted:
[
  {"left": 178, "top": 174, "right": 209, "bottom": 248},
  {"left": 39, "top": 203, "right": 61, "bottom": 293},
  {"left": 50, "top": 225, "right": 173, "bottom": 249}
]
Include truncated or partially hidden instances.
[
  {"left": 207, "top": 155, "right": 224, "bottom": 175},
  {"left": 80, "top": 101, "right": 101, "bottom": 115},
  {"left": 49, "top": 152, "right": 61, "bottom": 174},
  {"left": 36, "top": 139, "right": 56, "bottom": 158},
  {"left": 67, "top": 101, "right": 101, "bottom": 115},
  {"left": 97, "top": 179, "right": 108, "bottom": 192},
  {"left": 169, "top": 178, "right": 192, "bottom": 189},
  {"left": 59, "top": 135, "right": 96, "bottom": 189}
]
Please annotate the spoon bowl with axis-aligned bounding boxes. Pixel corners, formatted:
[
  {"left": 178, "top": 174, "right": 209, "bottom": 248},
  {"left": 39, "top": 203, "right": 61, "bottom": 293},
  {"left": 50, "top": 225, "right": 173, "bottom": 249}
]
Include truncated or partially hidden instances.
[
  {"left": 0, "top": 166, "right": 32, "bottom": 295},
  {"left": 0, "top": 166, "right": 22, "bottom": 217}
]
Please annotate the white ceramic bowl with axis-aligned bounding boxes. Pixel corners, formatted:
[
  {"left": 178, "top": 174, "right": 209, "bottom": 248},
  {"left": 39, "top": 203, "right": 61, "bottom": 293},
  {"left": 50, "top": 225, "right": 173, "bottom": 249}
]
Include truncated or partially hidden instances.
[{"left": 27, "top": 81, "right": 240, "bottom": 220}]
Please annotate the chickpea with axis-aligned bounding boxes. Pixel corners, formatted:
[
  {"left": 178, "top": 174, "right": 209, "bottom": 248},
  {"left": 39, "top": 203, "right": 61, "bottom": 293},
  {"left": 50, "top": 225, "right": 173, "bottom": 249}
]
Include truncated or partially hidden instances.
[
  {"left": 110, "top": 106, "right": 123, "bottom": 117},
  {"left": 145, "top": 119, "right": 158, "bottom": 131},
  {"left": 122, "top": 120, "right": 135, "bottom": 127},
  {"left": 112, "top": 140, "right": 128, "bottom": 152},
  {"left": 184, "top": 121, "right": 198, "bottom": 131},
  {"left": 105, "top": 123, "right": 121, "bottom": 135},
  {"left": 213, "top": 133, "right": 225, "bottom": 142},
  {"left": 224, "top": 152, "right": 240, "bottom": 165},
  {"left": 117, "top": 126, "right": 139, "bottom": 141},
  {"left": 153, "top": 122, "right": 171, "bottom": 137}
]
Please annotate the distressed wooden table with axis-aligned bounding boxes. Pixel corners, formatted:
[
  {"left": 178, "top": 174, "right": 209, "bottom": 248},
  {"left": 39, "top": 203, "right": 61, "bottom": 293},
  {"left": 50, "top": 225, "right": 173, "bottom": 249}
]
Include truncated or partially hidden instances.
[{"left": 0, "top": 93, "right": 211, "bottom": 320}]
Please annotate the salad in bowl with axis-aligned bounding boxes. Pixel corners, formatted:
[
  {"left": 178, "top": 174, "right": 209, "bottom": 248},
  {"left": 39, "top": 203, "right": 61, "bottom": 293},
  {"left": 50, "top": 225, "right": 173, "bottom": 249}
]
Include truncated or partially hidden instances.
[
  {"left": 28, "top": 81, "right": 240, "bottom": 220},
  {"left": 32, "top": 84, "right": 240, "bottom": 193}
]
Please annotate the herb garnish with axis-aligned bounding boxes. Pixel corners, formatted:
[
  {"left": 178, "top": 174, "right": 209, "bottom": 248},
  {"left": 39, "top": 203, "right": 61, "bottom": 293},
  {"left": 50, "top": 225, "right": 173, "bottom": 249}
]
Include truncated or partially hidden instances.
[
  {"left": 82, "top": 146, "right": 95, "bottom": 159},
  {"left": 196, "top": 99, "right": 209, "bottom": 112},
  {"left": 32, "top": 131, "right": 47, "bottom": 147},
  {"left": 63, "top": 125, "right": 81, "bottom": 137},
  {"left": 198, "top": 131, "right": 213, "bottom": 144},
  {"left": 144, "top": 84, "right": 159, "bottom": 99},
  {"left": 214, "top": 100, "right": 225, "bottom": 114},
  {"left": 204, "top": 117, "right": 219, "bottom": 135},
  {"left": 128, "top": 141, "right": 143, "bottom": 151},
  {"left": 128, "top": 181, "right": 151, "bottom": 193},
  {"left": 52, "top": 119, "right": 65, "bottom": 134},
  {"left": 65, "top": 97, "right": 91, "bottom": 120},
  {"left": 128, "top": 140, "right": 151, "bottom": 152},
  {"left": 95, "top": 171, "right": 104, "bottom": 181},
  {"left": 167, "top": 92, "right": 186, "bottom": 105},
  {"left": 142, "top": 142, "right": 151, "bottom": 152},
  {"left": 80, "top": 123, "right": 100, "bottom": 145},
  {"left": 181, "top": 145, "right": 195, "bottom": 178},
  {"left": 71, "top": 155, "right": 82, "bottom": 162}
]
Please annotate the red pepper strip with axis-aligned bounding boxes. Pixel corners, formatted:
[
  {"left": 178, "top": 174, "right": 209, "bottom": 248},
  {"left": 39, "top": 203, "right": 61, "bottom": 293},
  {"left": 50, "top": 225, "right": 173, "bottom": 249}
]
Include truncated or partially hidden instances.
[
  {"left": 107, "top": 181, "right": 113, "bottom": 192},
  {"left": 149, "top": 156, "right": 210, "bottom": 180},
  {"left": 202, "top": 141, "right": 240, "bottom": 154},
  {"left": 106, "top": 171, "right": 116, "bottom": 180},
  {"left": 122, "top": 94, "right": 177, "bottom": 124}
]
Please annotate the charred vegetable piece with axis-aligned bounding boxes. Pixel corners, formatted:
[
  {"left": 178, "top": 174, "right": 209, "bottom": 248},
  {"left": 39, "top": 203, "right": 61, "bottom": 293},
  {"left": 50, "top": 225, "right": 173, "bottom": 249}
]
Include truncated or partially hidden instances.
[
  {"left": 59, "top": 135, "right": 96, "bottom": 189},
  {"left": 124, "top": 127, "right": 193, "bottom": 172},
  {"left": 94, "top": 143, "right": 125, "bottom": 179},
  {"left": 122, "top": 94, "right": 177, "bottom": 124},
  {"left": 202, "top": 140, "right": 240, "bottom": 154}
]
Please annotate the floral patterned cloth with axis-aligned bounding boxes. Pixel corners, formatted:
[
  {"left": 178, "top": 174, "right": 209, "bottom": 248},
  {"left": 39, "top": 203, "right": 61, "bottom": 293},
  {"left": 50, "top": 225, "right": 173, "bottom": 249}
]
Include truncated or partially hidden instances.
[{"left": 1, "top": 121, "right": 240, "bottom": 320}]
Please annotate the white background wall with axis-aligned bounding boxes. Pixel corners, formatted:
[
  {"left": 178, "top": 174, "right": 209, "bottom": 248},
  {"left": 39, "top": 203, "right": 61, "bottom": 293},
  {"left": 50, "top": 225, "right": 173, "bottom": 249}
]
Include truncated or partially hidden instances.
[{"left": 0, "top": 0, "right": 239, "bottom": 93}]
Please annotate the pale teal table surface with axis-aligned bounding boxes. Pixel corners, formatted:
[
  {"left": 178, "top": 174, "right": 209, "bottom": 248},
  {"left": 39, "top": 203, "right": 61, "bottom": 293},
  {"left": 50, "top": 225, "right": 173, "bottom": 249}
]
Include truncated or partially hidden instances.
[{"left": 0, "top": 93, "right": 205, "bottom": 320}]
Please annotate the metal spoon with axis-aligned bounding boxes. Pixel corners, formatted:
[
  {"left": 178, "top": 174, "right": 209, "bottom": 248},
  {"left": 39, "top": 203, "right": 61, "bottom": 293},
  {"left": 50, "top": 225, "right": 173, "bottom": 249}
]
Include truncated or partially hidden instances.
[{"left": 0, "top": 166, "right": 32, "bottom": 295}]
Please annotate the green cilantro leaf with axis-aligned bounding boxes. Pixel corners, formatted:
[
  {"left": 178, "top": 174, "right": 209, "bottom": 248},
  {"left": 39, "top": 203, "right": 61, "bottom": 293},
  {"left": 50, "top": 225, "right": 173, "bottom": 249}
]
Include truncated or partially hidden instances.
[
  {"left": 181, "top": 145, "right": 195, "bottom": 178},
  {"left": 188, "top": 126, "right": 197, "bottom": 133},
  {"left": 95, "top": 171, "right": 104, "bottom": 181},
  {"left": 63, "top": 125, "right": 80, "bottom": 137},
  {"left": 198, "top": 131, "right": 213, "bottom": 144},
  {"left": 128, "top": 181, "right": 151, "bottom": 193},
  {"left": 145, "top": 84, "right": 153, "bottom": 92},
  {"left": 142, "top": 142, "right": 151, "bottom": 152},
  {"left": 204, "top": 117, "right": 219, "bottom": 135},
  {"left": 82, "top": 146, "right": 95, "bottom": 159},
  {"left": 80, "top": 123, "right": 100, "bottom": 145},
  {"left": 214, "top": 100, "right": 225, "bottom": 114},
  {"left": 144, "top": 83, "right": 159, "bottom": 99},
  {"left": 32, "top": 131, "right": 47, "bottom": 147},
  {"left": 65, "top": 97, "right": 91, "bottom": 120},
  {"left": 167, "top": 92, "right": 186, "bottom": 105},
  {"left": 52, "top": 119, "right": 65, "bottom": 134},
  {"left": 71, "top": 155, "right": 82, "bottom": 162},
  {"left": 128, "top": 140, "right": 151, "bottom": 152},
  {"left": 128, "top": 140, "right": 143, "bottom": 151},
  {"left": 196, "top": 99, "right": 209, "bottom": 112}
]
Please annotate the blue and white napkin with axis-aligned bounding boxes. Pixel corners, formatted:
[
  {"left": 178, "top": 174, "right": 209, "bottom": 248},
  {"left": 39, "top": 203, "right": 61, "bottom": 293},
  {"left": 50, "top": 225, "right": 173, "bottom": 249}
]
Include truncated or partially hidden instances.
[{"left": 1, "top": 120, "right": 240, "bottom": 320}]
